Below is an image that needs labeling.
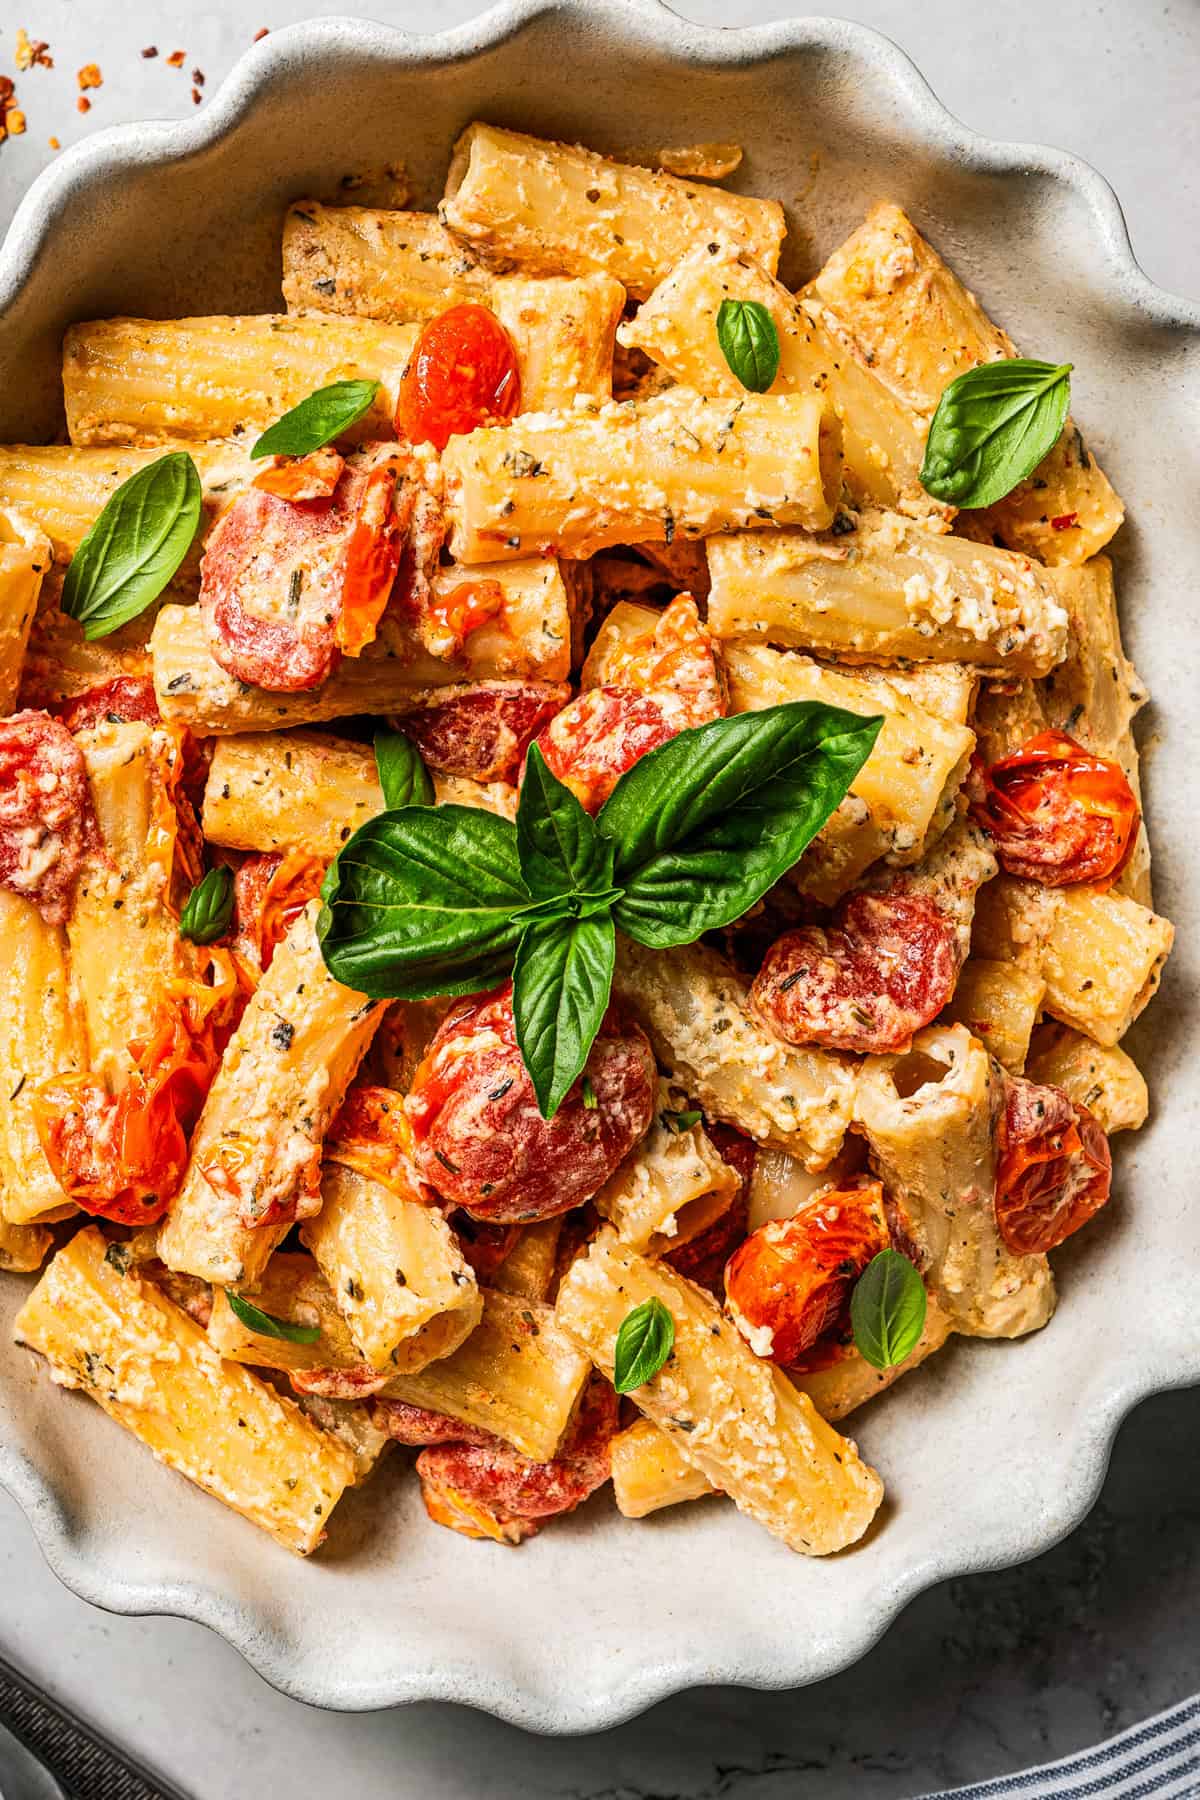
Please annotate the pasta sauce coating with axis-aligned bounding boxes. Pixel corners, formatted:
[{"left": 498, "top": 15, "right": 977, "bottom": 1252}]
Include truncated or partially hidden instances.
[
  {"left": 405, "top": 984, "right": 655, "bottom": 1222},
  {"left": 994, "top": 1074, "right": 1111, "bottom": 1255},
  {"left": 0, "top": 710, "right": 92, "bottom": 925}
]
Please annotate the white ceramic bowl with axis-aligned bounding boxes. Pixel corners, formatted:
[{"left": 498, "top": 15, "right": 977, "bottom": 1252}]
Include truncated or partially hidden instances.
[{"left": 0, "top": 0, "right": 1197, "bottom": 1731}]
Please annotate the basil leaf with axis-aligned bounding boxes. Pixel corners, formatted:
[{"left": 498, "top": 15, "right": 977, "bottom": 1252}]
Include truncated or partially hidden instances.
[
  {"left": 599, "top": 703, "right": 882, "bottom": 948},
  {"left": 374, "top": 728, "right": 434, "bottom": 810},
  {"left": 716, "top": 298, "right": 780, "bottom": 393},
  {"left": 179, "top": 865, "right": 234, "bottom": 945},
  {"left": 660, "top": 1108, "right": 702, "bottom": 1134},
  {"left": 250, "top": 378, "right": 381, "bottom": 461},
  {"left": 225, "top": 1289, "right": 321, "bottom": 1345},
  {"left": 517, "top": 744, "right": 616, "bottom": 901},
  {"left": 317, "top": 806, "right": 529, "bottom": 999},
  {"left": 613, "top": 1296, "right": 675, "bottom": 1394},
  {"left": 512, "top": 910, "right": 615, "bottom": 1120},
  {"left": 61, "top": 451, "right": 203, "bottom": 641},
  {"left": 920, "top": 358, "right": 1072, "bottom": 508},
  {"left": 850, "top": 1249, "right": 927, "bottom": 1371}
]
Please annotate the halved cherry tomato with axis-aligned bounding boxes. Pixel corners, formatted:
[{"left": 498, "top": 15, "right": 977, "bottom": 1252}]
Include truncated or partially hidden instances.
[
  {"left": 395, "top": 679, "right": 570, "bottom": 783},
  {"left": 322, "top": 1081, "right": 441, "bottom": 1206},
  {"left": 994, "top": 1074, "right": 1111, "bottom": 1254},
  {"left": 751, "top": 891, "right": 958, "bottom": 1055},
  {"left": 251, "top": 446, "right": 345, "bottom": 501},
  {"left": 724, "top": 1179, "right": 891, "bottom": 1367},
  {"left": 52, "top": 676, "right": 161, "bottom": 734},
  {"left": 231, "top": 849, "right": 326, "bottom": 974},
  {"left": 338, "top": 461, "right": 410, "bottom": 655},
  {"left": 535, "top": 685, "right": 695, "bottom": 814},
  {"left": 405, "top": 982, "right": 655, "bottom": 1223},
  {"left": 970, "top": 729, "right": 1139, "bottom": 888},
  {"left": 395, "top": 302, "right": 521, "bottom": 452},
  {"left": 586, "top": 593, "right": 727, "bottom": 722},
  {"left": 0, "top": 710, "right": 92, "bottom": 925},
  {"left": 34, "top": 952, "right": 248, "bottom": 1225}
]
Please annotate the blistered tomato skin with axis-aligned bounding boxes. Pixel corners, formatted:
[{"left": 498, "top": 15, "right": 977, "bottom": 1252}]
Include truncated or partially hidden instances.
[
  {"left": 414, "top": 1374, "right": 618, "bottom": 1544},
  {"left": 397, "top": 680, "right": 572, "bottom": 784},
  {"left": 0, "top": 709, "right": 92, "bottom": 925},
  {"left": 535, "top": 684, "right": 695, "bottom": 813},
  {"left": 994, "top": 1074, "right": 1112, "bottom": 1255},
  {"left": 405, "top": 984, "right": 656, "bottom": 1223},
  {"left": 396, "top": 303, "right": 521, "bottom": 453},
  {"left": 724, "top": 1180, "right": 891, "bottom": 1367},
  {"left": 52, "top": 676, "right": 161, "bottom": 733},
  {"left": 751, "top": 891, "right": 957, "bottom": 1055},
  {"left": 970, "top": 730, "right": 1140, "bottom": 888}
]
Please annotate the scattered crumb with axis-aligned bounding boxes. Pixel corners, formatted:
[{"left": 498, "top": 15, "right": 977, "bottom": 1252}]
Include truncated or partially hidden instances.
[
  {"left": 192, "top": 68, "right": 205, "bottom": 86},
  {"left": 166, "top": 49, "right": 186, "bottom": 69},
  {"left": 191, "top": 87, "right": 202, "bottom": 105},
  {"left": 77, "top": 63, "right": 103, "bottom": 91},
  {"left": 6, "top": 108, "right": 25, "bottom": 135},
  {"left": 15, "top": 29, "right": 53, "bottom": 71},
  {"left": 141, "top": 45, "right": 158, "bottom": 59},
  {"left": 76, "top": 95, "right": 90, "bottom": 114}
]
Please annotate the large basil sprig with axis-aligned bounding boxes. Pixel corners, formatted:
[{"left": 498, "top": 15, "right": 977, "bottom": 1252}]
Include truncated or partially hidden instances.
[
  {"left": 920, "top": 358, "right": 1072, "bottom": 509},
  {"left": 61, "top": 451, "right": 203, "bottom": 640},
  {"left": 318, "top": 702, "right": 881, "bottom": 1118}
]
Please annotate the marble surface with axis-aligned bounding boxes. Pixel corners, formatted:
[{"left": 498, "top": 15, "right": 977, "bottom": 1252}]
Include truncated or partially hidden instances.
[{"left": 0, "top": 2, "right": 1197, "bottom": 1795}]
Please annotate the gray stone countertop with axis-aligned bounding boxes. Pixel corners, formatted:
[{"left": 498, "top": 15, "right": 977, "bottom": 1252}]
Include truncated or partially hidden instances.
[{"left": 0, "top": 3, "right": 1197, "bottom": 1795}]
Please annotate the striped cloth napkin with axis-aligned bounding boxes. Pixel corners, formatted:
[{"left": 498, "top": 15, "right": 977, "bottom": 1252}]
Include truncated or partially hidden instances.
[{"left": 922, "top": 1695, "right": 1200, "bottom": 1798}]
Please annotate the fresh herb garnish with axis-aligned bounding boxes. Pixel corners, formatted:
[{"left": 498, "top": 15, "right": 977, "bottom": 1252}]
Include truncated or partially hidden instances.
[
  {"left": 318, "top": 703, "right": 881, "bottom": 1119},
  {"left": 850, "top": 1249, "right": 927, "bottom": 1370},
  {"left": 61, "top": 451, "right": 203, "bottom": 640},
  {"left": 224, "top": 1289, "right": 322, "bottom": 1344},
  {"left": 613, "top": 1296, "right": 675, "bottom": 1393},
  {"left": 716, "top": 298, "right": 781, "bottom": 394},
  {"left": 374, "top": 728, "right": 435, "bottom": 811},
  {"left": 250, "top": 378, "right": 381, "bottom": 461},
  {"left": 178, "top": 865, "right": 235, "bottom": 944},
  {"left": 661, "top": 1108, "right": 702, "bottom": 1134},
  {"left": 920, "top": 358, "right": 1072, "bottom": 508}
]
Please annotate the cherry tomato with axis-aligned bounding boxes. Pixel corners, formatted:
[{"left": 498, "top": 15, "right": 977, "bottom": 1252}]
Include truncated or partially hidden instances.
[
  {"left": 970, "top": 729, "right": 1139, "bottom": 888},
  {"left": 994, "top": 1074, "right": 1111, "bottom": 1254},
  {"left": 395, "top": 302, "right": 521, "bottom": 452},
  {"left": 231, "top": 850, "right": 325, "bottom": 974},
  {"left": 535, "top": 685, "right": 694, "bottom": 814},
  {"left": 251, "top": 446, "right": 345, "bottom": 501},
  {"left": 52, "top": 676, "right": 161, "bottom": 734},
  {"left": 338, "top": 460, "right": 410, "bottom": 656},
  {"left": 371, "top": 1399, "right": 495, "bottom": 1448},
  {"left": 448, "top": 1213, "right": 521, "bottom": 1281},
  {"left": 588, "top": 593, "right": 727, "bottom": 722},
  {"left": 404, "top": 983, "right": 655, "bottom": 1223},
  {"left": 396, "top": 680, "right": 570, "bottom": 784},
  {"left": 0, "top": 710, "right": 91, "bottom": 925},
  {"left": 751, "top": 891, "right": 958, "bottom": 1054},
  {"left": 724, "top": 1180, "right": 891, "bottom": 1367},
  {"left": 415, "top": 1373, "right": 617, "bottom": 1544},
  {"left": 422, "top": 579, "right": 506, "bottom": 658}
]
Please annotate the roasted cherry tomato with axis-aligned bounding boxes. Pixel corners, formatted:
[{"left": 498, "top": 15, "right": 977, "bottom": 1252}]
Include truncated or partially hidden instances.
[
  {"left": 421, "top": 579, "right": 505, "bottom": 660},
  {"left": 52, "top": 676, "right": 161, "bottom": 734},
  {"left": 231, "top": 849, "right": 325, "bottom": 974},
  {"left": 724, "top": 1179, "right": 891, "bottom": 1367},
  {"left": 415, "top": 1373, "right": 618, "bottom": 1545},
  {"left": 395, "top": 302, "right": 521, "bottom": 452},
  {"left": 751, "top": 891, "right": 958, "bottom": 1054},
  {"left": 251, "top": 446, "right": 345, "bottom": 502},
  {"left": 970, "top": 729, "right": 1139, "bottom": 888},
  {"left": 404, "top": 983, "right": 655, "bottom": 1223},
  {"left": 447, "top": 1213, "right": 521, "bottom": 1281},
  {"left": 994, "top": 1074, "right": 1111, "bottom": 1254},
  {"left": 534, "top": 685, "right": 694, "bottom": 814},
  {"left": 371, "top": 1398, "right": 495, "bottom": 1448},
  {"left": 0, "top": 710, "right": 91, "bottom": 925},
  {"left": 396, "top": 680, "right": 571, "bottom": 784},
  {"left": 585, "top": 593, "right": 727, "bottom": 721}
]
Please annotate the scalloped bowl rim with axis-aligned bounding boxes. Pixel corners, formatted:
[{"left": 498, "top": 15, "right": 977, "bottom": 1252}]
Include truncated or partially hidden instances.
[{"left": 0, "top": 0, "right": 1196, "bottom": 1731}]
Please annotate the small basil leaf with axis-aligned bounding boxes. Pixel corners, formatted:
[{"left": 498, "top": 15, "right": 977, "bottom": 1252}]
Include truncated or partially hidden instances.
[
  {"left": 512, "top": 909, "right": 616, "bottom": 1120},
  {"left": 850, "top": 1249, "right": 927, "bottom": 1371},
  {"left": 517, "top": 744, "right": 616, "bottom": 900},
  {"left": 61, "top": 451, "right": 203, "bottom": 641},
  {"left": 250, "top": 378, "right": 381, "bottom": 461},
  {"left": 613, "top": 1296, "right": 675, "bottom": 1394},
  {"left": 374, "top": 728, "right": 435, "bottom": 810},
  {"left": 715, "top": 298, "right": 781, "bottom": 393},
  {"left": 317, "top": 805, "right": 529, "bottom": 999},
  {"left": 920, "top": 358, "right": 1072, "bottom": 509},
  {"left": 224, "top": 1289, "right": 322, "bottom": 1345},
  {"left": 660, "top": 1108, "right": 702, "bottom": 1134},
  {"left": 599, "top": 703, "right": 882, "bottom": 948},
  {"left": 179, "top": 865, "right": 235, "bottom": 945}
]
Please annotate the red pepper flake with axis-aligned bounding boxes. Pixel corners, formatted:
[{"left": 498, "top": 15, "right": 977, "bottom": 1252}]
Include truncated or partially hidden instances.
[
  {"left": 191, "top": 87, "right": 202, "bottom": 105},
  {"left": 191, "top": 68, "right": 205, "bottom": 86},
  {"left": 1050, "top": 512, "right": 1078, "bottom": 532},
  {"left": 16, "top": 29, "right": 54, "bottom": 71},
  {"left": 0, "top": 77, "right": 14, "bottom": 105},
  {"left": 76, "top": 95, "right": 91, "bottom": 113},
  {"left": 77, "top": 63, "right": 103, "bottom": 91},
  {"left": 48, "top": 135, "right": 60, "bottom": 149},
  {"left": 253, "top": 28, "right": 270, "bottom": 41},
  {"left": 166, "top": 49, "right": 186, "bottom": 69},
  {"left": 141, "top": 45, "right": 159, "bottom": 59}
]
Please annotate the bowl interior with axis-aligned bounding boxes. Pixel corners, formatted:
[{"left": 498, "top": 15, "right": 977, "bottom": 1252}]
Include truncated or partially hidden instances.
[{"left": 0, "top": 0, "right": 1197, "bottom": 1728}]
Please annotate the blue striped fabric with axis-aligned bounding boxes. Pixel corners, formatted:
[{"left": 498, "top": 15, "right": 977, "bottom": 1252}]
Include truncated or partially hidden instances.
[{"left": 921, "top": 1696, "right": 1200, "bottom": 1798}]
